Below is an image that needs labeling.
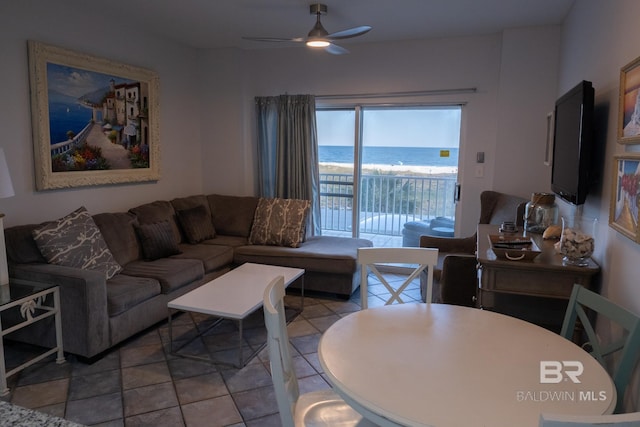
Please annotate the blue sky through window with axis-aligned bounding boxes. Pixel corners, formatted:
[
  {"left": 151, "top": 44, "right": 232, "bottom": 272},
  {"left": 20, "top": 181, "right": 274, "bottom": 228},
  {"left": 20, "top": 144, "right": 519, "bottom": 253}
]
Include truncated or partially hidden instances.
[{"left": 317, "top": 107, "right": 461, "bottom": 148}]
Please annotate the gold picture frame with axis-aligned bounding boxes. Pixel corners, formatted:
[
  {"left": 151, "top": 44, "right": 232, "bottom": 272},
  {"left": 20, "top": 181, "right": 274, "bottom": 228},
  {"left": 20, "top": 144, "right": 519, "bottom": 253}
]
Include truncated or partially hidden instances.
[
  {"left": 609, "top": 154, "right": 640, "bottom": 241},
  {"left": 618, "top": 55, "right": 640, "bottom": 144},
  {"left": 28, "top": 40, "right": 160, "bottom": 190}
]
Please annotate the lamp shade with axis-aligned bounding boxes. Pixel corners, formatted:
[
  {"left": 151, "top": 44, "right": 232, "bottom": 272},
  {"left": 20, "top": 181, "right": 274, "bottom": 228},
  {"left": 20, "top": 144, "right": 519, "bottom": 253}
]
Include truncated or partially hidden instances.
[{"left": 0, "top": 148, "right": 15, "bottom": 199}]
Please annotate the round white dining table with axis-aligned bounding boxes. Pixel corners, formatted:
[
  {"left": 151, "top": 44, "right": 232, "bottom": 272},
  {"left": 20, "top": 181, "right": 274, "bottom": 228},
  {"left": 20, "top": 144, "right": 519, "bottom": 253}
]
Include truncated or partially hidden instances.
[{"left": 318, "top": 303, "right": 616, "bottom": 427}]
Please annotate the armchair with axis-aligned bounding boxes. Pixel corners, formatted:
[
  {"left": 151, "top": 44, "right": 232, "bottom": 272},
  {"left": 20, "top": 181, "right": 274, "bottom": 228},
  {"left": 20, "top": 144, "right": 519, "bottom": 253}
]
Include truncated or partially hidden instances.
[{"left": 419, "top": 190, "right": 527, "bottom": 305}]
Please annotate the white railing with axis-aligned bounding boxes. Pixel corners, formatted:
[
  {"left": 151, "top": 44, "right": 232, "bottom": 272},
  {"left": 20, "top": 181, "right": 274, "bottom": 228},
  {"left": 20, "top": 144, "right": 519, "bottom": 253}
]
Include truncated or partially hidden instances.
[
  {"left": 320, "top": 173, "right": 457, "bottom": 236},
  {"left": 50, "top": 122, "right": 93, "bottom": 156}
]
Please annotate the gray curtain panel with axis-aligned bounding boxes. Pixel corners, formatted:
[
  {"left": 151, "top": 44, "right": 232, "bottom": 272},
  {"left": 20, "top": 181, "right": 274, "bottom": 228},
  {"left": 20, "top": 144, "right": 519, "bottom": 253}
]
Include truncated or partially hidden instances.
[{"left": 255, "top": 94, "right": 321, "bottom": 235}]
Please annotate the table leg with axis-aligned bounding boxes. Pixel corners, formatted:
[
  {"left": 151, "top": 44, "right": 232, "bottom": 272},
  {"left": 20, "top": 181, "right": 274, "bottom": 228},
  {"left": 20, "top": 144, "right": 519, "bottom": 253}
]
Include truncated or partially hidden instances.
[
  {"left": 53, "top": 289, "right": 65, "bottom": 364},
  {"left": 168, "top": 309, "right": 174, "bottom": 353},
  {"left": 0, "top": 315, "right": 8, "bottom": 396},
  {"left": 237, "top": 319, "right": 244, "bottom": 368}
]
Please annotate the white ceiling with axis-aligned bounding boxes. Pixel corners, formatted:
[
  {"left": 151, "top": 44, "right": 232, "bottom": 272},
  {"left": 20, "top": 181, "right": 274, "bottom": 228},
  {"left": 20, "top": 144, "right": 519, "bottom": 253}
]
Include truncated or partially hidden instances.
[{"left": 63, "top": 0, "right": 576, "bottom": 50}]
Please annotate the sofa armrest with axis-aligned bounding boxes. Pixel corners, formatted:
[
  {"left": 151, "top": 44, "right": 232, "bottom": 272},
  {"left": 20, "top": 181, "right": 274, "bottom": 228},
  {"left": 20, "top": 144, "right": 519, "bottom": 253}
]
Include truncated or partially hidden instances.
[
  {"left": 419, "top": 234, "right": 477, "bottom": 254},
  {"left": 10, "top": 263, "right": 110, "bottom": 358}
]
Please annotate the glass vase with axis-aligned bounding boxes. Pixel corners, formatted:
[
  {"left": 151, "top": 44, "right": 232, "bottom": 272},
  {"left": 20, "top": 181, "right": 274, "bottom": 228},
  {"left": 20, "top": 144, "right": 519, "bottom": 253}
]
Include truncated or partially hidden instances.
[{"left": 558, "top": 216, "right": 597, "bottom": 266}]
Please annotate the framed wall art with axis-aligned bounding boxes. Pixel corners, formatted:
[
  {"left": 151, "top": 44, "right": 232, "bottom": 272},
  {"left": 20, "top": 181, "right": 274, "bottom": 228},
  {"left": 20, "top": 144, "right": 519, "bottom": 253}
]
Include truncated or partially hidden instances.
[
  {"left": 609, "top": 154, "right": 640, "bottom": 241},
  {"left": 28, "top": 40, "right": 160, "bottom": 190},
  {"left": 618, "top": 55, "right": 640, "bottom": 144}
]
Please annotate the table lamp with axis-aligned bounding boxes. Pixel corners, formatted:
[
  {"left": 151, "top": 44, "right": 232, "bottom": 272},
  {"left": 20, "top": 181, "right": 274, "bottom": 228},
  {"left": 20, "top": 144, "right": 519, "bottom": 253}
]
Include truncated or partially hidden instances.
[{"left": 0, "top": 148, "right": 15, "bottom": 287}]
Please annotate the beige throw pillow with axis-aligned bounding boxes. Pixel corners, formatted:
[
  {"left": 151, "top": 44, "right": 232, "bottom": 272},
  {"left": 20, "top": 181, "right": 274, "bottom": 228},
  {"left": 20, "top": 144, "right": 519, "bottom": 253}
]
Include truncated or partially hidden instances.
[
  {"left": 32, "top": 206, "right": 122, "bottom": 280},
  {"left": 249, "top": 198, "right": 311, "bottom": 248}
]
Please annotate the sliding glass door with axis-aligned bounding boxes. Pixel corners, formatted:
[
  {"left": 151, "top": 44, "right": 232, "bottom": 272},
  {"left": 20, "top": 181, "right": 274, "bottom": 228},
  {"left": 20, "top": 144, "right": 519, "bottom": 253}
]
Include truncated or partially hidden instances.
[{"left": 317, "top": 105, "right": 461, "bottom": 246}]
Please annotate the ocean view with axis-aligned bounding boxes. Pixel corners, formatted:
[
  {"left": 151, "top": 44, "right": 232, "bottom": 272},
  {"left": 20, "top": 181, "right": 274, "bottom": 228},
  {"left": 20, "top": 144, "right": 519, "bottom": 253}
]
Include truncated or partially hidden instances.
[
  {"left": 48, "top": 100, "right": 93, "bottom": 145},
  {"left": 319, "top": 146, "right": 458, "bottom": 175}
]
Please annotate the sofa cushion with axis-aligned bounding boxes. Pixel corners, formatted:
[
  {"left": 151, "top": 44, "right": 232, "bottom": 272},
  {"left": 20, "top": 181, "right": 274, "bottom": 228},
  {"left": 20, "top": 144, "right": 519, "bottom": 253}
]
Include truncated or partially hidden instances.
[
  {"left": 129, "top": 200, "right": 182, "bottom": 243},
  {"left": 207, "top": 194, "right": 259, "bottom": 237},
  {"left": 248, "top": 198, "right": 310, "bottom": 248},
  {"left": 32, "top": 207, "right": 122, "bottom": 280},
  {"left": 93, "top": 212, "right": 140, "bottom": 266},
  {"left": 202, "top": 235, "right": 248, "bottom": 248},
  {"left": 176, "top": 205, "right": 216, "bottom": 244},
  {"left": 106, "top": 274, "right": 161, "bottom": 316},
  {"left": 134, "top": 221, "right": 182, "bottom": 261},
  {"left": 235, "top": 235, "right": 373, "bottom": 274},
  {"left": 121, "top": 258, "right": 204, "bottom": 294},
  {"left": 174, "top": 243, "right": 234, "bottom": 272}
]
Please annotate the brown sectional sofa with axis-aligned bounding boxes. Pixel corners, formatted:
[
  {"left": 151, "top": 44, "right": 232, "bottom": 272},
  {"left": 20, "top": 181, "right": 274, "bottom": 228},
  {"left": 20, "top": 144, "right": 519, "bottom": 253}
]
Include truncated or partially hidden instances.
[{"left": 4, "top": 194, "right": 372, "bottom": 359}]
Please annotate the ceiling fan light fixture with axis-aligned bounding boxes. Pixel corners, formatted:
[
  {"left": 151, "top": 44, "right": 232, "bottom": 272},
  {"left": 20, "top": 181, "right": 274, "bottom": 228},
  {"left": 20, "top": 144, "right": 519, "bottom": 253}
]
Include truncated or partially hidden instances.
[
  {"left": 242, "top": 3, "right": 369, "bottom": 55},
  {"left": 306, "top": 39, "right": 330, "bottom": 47}
]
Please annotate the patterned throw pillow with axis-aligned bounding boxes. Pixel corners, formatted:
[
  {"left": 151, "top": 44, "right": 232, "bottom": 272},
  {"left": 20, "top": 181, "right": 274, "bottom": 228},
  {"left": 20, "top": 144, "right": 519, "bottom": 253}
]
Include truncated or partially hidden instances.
[
  {"left": 248, "top": 198, "right": 311, "bottom": 248},
  {"left": 176, "top": 205, "right": 216, "bottom": 244},
  {"left": 32, "top": 206, "right": 122, "bottom": 280},
  {"left": 134, "top": 220, "right": 182, "bottom": 260}
]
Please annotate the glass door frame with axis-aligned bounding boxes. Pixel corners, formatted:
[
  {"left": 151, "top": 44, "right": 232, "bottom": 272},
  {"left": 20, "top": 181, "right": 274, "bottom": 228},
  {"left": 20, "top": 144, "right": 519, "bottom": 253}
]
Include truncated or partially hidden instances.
[{"left": 317, "top": 102, "right": 463, "bottom": 240}]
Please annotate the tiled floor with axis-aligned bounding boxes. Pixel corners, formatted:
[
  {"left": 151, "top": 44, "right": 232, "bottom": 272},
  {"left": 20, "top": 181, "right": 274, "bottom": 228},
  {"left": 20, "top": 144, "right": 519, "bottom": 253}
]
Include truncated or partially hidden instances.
[{"left": 1, "top": 272, "right": 421, "bottom": 427}]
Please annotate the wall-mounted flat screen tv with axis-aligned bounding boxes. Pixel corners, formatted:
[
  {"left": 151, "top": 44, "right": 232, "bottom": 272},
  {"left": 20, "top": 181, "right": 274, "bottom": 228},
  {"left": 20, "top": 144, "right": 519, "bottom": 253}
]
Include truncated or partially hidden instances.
[{"left": 551, "top": 80, "right": 594, "bottom": 205}]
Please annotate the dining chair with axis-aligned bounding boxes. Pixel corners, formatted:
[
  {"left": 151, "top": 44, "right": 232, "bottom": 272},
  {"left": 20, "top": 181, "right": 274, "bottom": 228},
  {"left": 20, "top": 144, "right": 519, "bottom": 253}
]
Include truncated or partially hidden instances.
[
  {"left": 263, "top": 275, "right": 376, "bottom": 427},
  {"left": 539, "top": 411, "right": 640, "bottom": 426},
  {"left": 358, "top": 247, "right": 438, "bottom": 309},
  {"left": 560, "top": 284, "right": 640, "bottom": 413}
]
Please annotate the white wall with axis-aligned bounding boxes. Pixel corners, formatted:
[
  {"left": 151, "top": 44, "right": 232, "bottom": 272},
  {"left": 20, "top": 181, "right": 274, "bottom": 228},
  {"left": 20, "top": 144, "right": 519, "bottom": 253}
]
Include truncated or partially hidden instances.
[
  {"left": 200, "top": 30, "right": 561, "bottom": 236},
  {"left": 0, "top": 2, "right": 202, "bottom": 227},
  {"left": 494, "top": 26, "right": 561, "bottom": 197},
  {"left": 0, "top": 2, "right": 562, "bottom": 238},
  {"left": 559, "top": 0, "right": 640, "bottom": 313},
  {"left": 559, "top": 0, "right": 640, "bottom": 411}
]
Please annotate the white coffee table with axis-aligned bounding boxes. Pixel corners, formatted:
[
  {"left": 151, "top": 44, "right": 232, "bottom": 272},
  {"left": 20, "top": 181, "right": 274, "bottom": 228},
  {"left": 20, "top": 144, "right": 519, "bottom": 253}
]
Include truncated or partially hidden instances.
[{"left": 167, "top": 263, "right": 304, "bottom": 368}]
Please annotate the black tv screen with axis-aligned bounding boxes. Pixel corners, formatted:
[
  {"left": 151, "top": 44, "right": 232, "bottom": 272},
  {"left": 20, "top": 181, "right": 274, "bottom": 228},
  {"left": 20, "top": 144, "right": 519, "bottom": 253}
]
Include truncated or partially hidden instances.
[{"left": 551, "top": 80, "right": 594, "bottom": 205}]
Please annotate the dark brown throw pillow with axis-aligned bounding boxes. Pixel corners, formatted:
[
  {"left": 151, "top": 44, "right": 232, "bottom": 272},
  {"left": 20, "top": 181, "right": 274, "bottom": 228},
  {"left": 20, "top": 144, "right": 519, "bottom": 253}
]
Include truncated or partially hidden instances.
[
  {"left": 134, "top": 221, "right": 181, "bottom": 261},
  {"left": 176, "top": 205, "right": 216, "bottom": 244}
]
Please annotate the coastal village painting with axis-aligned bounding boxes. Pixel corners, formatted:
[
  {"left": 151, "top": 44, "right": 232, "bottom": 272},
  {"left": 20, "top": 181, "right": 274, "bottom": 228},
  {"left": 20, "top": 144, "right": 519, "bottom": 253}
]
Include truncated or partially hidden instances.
[
  {"left": 28, "top": 41, "right": 160, "bottom": 190},
  {"left": 47, "top": 64, "right": 149, "bottom": 172}
]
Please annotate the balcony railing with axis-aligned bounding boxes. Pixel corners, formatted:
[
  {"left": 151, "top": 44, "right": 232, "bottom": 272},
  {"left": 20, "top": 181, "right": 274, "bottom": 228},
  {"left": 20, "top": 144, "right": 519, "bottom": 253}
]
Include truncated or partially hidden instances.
[{"left": 319, "top": 173, "right": 457, "bottom": 236}]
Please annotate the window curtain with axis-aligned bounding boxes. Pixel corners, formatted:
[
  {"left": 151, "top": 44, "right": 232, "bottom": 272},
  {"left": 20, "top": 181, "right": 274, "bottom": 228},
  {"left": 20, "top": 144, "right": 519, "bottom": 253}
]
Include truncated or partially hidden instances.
[{"left": 255, "top": 94, "right": 321, "bottom": 235}]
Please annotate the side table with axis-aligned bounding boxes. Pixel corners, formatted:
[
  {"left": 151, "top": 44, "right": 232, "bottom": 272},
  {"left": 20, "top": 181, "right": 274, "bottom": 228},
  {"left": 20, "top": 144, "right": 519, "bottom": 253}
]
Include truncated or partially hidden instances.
[
  {"left": 476, "top": 224, "right": 600, "bottom": 332},
  {"left": 0, "top": 280, "right": 65, "bottom": 395}
]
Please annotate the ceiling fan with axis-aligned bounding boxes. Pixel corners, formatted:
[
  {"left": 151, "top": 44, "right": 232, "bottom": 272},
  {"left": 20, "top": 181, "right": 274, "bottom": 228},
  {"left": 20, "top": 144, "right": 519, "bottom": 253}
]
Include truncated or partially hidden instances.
[{"left": 242, "top": 3, "right": 371, "bottom": 55}]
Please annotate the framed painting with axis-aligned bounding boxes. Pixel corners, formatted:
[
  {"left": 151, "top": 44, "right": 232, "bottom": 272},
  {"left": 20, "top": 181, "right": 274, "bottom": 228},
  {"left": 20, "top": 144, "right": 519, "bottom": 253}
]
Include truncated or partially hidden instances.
[
  {"left": 28, "top": 40, "right": 160, "bottom": 190},
  {"left": 618, "top": 55, "right": 640, "bottom": 144},
  {"left": 609, "top": 154, "right": 640, "bottom": 241}
]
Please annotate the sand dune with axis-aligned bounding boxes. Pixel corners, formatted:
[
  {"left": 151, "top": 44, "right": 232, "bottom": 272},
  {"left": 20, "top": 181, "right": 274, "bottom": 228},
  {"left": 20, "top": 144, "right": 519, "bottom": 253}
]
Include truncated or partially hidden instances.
[{"left": 320, "top": 161, "right": 457, "bottom": 176}]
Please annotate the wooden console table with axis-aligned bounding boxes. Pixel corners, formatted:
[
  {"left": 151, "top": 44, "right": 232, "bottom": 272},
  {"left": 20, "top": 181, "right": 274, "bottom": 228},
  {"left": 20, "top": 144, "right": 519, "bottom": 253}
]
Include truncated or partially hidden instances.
[{"left": 476, "top": 224, "right": 600, "bottom": 331}]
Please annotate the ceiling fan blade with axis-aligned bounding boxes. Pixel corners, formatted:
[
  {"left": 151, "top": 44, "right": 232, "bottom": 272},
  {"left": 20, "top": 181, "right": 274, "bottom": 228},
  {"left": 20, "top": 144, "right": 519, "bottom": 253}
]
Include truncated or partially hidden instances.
[
  {"left": 325, "top": 43, "right": 349, "bottom": 55},
  {"left": 327, "top": 25, "right": 372, "bottom": 40},
  {"left": 242, "top": 36, "right": 305, "bottom": 43}
]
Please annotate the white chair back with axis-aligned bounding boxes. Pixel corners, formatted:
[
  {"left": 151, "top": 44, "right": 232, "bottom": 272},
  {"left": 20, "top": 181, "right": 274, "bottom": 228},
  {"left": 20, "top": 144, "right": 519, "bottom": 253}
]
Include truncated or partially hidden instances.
[
  {"left": 264, "top": 275, "right": 376, "bottom": 426},
  {"left": 263, "top": 275, "right": 298, "bottom": 427},
  {"left": 358, "top": 247, "right": 438, "bottom": 309}
]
